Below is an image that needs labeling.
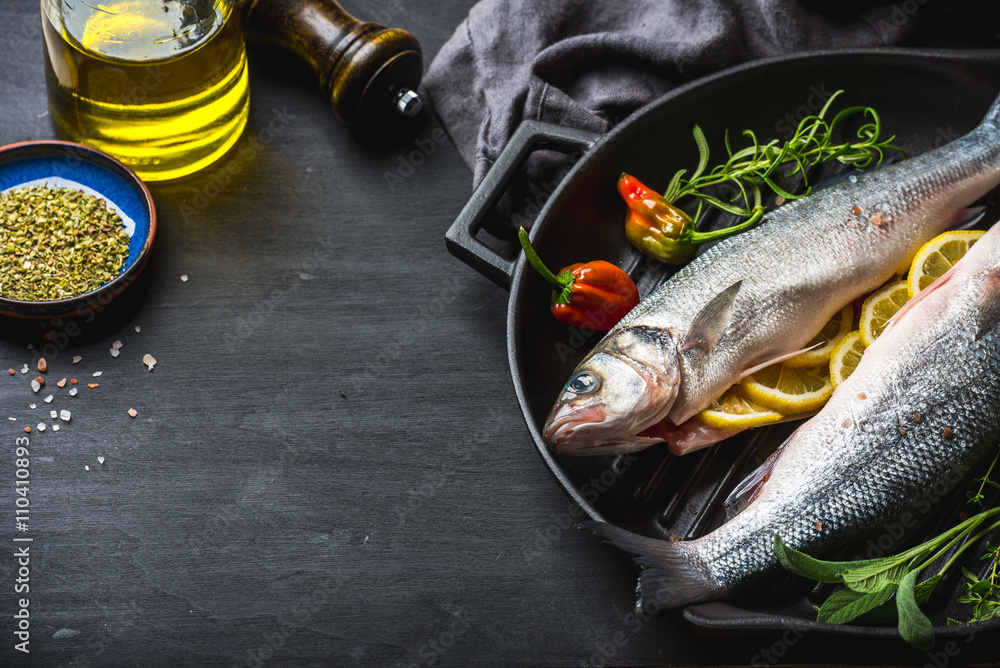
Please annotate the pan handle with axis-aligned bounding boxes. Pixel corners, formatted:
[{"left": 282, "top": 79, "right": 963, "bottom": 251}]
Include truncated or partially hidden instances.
[{"left": 445, "top": 120, "right": 602, "bottom": 289}]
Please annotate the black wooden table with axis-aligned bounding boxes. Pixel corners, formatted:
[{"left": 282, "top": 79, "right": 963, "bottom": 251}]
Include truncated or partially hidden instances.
[{"left": 2, "top": 0, "right": 998, "bottom": 665}]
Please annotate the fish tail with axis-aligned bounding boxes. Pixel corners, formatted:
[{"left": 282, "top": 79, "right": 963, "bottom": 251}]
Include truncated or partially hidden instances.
[{"left": 587, "top": 522, "right": 724, "bottom": 608}]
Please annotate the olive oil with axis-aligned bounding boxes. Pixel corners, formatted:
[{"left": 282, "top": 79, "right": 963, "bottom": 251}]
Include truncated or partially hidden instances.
[{"left": 41, "top": 0, "right": 250, "bottom": 181}]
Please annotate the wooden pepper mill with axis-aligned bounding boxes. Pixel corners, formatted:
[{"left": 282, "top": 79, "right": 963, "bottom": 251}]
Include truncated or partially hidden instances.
[{"left": 239, "top": 0, "right": 424, "bottom": 138}]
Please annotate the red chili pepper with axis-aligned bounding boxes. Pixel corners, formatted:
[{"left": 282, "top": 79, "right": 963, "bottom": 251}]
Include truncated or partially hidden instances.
[
  {"left": 617, "top": 173, "right": 766, "bottom": 264},
  {"left": 517, "top": 227, "right": 639, "bottom": 330}
]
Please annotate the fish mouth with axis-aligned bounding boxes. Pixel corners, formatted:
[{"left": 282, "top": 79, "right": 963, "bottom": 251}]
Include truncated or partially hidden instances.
[
  {"left": 545, "top": 405, "right": 665, "bottom": 455},
  {"left": 544, "top": 404, "right": 607, "bottom": 449}
]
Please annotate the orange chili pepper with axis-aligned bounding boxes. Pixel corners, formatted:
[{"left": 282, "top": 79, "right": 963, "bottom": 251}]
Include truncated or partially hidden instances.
[{"left": 618, "top": 173, "right": 691, "bottom": 264}]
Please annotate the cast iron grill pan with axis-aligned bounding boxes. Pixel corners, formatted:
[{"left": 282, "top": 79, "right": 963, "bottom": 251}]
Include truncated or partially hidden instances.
[{"left": 446, "top": 48, "right": 1000, "bottom": 639}]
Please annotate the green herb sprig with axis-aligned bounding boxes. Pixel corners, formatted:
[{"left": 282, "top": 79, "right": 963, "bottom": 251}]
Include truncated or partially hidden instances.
[
  {"left": 951, "top": 443, "right": 1000, "bottom": 625},
  {"left": 969, "top": 445, "right": 1000, "bottom": 506},
  {"left": 773, "top": 443, "right": 1000, "bottom": 649},
  {"left": 952, "top": 543, "right": 1000, "bottom": 624},
  {"left": 663, "top": 90, "right": 905, "bottom": 234}
]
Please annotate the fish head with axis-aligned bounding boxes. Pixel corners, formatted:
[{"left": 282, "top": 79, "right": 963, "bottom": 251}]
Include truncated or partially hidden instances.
[{"left": 544, "top": 326, "right": 680, "bottom": 455}]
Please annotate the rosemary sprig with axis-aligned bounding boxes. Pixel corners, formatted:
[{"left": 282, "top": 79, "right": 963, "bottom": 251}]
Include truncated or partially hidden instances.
[{"left": 663, "top": 90, "right": 905, "bottom": 230}]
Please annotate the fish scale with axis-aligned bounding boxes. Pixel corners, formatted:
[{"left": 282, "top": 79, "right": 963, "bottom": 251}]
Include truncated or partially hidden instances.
[{"left": 594, "top": 224, "right": 1000, "bottom": 606}]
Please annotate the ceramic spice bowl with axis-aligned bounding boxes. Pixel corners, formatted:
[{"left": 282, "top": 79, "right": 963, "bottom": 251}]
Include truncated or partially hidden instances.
[{"left": 0, "top": 140, "right": 156, "bottom": 319}]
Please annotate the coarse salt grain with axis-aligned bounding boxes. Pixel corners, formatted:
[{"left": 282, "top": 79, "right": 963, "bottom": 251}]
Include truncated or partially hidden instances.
[
  {"left": 143, "top": 354, "right": 157, "bottom": 371},
  {"left": 128, "top": 408, "right": 137, "bottom": 418},
  {"left": 85, "top": 465, "right": 89, "bottom": 471},
  {"left": 97, "top": 456, "right": 105, "bottom": 464},
  {"left": 20, "top": 364, "right": 28, "bottom": 374},
  {"left": 69, "top": 388, "right": 78, "bottom": 397},
  {"left": 56, "top": 378, "right": 66, "bottom": 387},
  {"left": 29, "top": 404, "right": 35, "bottom": 410},
  {"left": 50, "top": 410, "right": 57, "bottom": 419},
  {"left": 110, "top": 349, "right": 120, "bottom": 358},
  {"left": 72, "top": 356, "right": 82, "bottom": 364},
  {"left": 135, "top": 326, "right": 140, "bottom": 333},
  {"left": 30, "top": 380, "right": 40, "bottom": 393},
  {"left": 93, "top": 371, "right": 102, "bottom": 377},
  {"left": 36, "top": 423, "right": 45, "bottom": 432},
  {"left": 112, "top": 340, "right": 123, "bottom": 350},
  {"left": 180, "top": 274, "right": 189, "bottom": 282},
  {"left": 59, "top": 410, "right": 71, "bottom": 422},
  {"left": 52, "top": 425, "right": 59, "bottom": 432},
  {"left": 43, "top": 395, "right": 53, "bottom": 404}
]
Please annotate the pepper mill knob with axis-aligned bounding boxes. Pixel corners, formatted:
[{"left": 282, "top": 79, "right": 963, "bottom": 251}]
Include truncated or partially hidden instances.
[{"left": 240, "top": 0, "right": 423, "bottom": 137}]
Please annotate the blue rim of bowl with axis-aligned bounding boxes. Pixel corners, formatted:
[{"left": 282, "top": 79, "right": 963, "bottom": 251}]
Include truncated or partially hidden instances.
[{"left": 0, "top": 139, "right": 157, "bottom": 319}]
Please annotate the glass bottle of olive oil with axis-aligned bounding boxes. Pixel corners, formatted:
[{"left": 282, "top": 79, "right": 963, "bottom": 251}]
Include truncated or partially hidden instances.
[{"left": 41, "top": 0, "right": 250, "bottom": 181}]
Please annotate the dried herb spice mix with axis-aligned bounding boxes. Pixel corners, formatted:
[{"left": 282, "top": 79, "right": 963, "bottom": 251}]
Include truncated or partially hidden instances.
[{"left": 1, "top": 185, "right": 130, "bottom": 301}]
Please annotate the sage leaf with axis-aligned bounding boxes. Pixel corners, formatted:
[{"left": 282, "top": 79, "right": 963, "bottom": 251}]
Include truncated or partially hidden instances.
[
  {"left": 841, "top": 560, "right": 910, "bottom": 593},
  {"left": 854, "top": 575, "right": 942, "bottom": 626},
  {"left": 773, "top": 534, "right": 887, "bottom": 584},
  {"left": 817, "top": 585, "right": 895, "bottom": 625},
  {"left": 897, "top": 568, "right": 935, "bottom": 650}
]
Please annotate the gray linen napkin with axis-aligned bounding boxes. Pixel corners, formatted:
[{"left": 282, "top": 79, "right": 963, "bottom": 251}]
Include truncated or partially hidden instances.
[{"left": 424, "top": 0, "right": 936, "bottom": 234}]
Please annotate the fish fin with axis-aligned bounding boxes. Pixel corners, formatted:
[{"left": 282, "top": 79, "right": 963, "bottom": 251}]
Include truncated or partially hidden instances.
[
  {"left": 975, "top": 268, "right": 1000, "bottom": 341},
  {"left": 681, "top": 280, "right": 742, "bottom": 354},
  {"left": 885, "top": 265, "right": 959, "bottom": 336},
  {"left": 736, "top": 342, "right": 824, "bottom": 380},
  {"left": 950, "top": 206, "right": 986, "bottom": 231},
  {"left": 585, "top": 522, "right": 722, "bottom": 608},
  {"left": 722, "top": 436, "right": 789, "bottom": 520},
  {"left": 982, "top": 92, "right": 1000, "bottom": 126},
  {"left": 666, "top": 427, "right": 743, "bottom": 455}
]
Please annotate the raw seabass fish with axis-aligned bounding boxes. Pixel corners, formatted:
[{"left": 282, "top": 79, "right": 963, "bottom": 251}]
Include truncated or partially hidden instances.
[
  {"left": 544, "top": 92, "right": 1000, "bottom": 456},
  {"left": 590, "top": 222, "right": 1000, "bottom": 607}
]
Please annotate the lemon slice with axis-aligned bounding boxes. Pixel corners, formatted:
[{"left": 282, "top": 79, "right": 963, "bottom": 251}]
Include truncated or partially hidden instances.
[
  {"left": 859, "top": 280, "right": 909, "bottom": 347},
  {"left": 906, "top": 230, "right": 985, "bottom": 298},
  {"left": 739, "top": 364, "right": 834, "bottom": 414},
  {"left": 694, "top": 386, "right": 784, "bottom": 430},
  {"left": 785, "top": 304, "right": 854, "bottom": 368},
  {"left": 829, "top": 330, "right": 866, "bottom": 387}
]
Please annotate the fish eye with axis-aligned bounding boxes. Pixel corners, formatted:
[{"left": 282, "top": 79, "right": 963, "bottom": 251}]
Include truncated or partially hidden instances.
[{"left": 568, "top": 372, "right": 600, "bottom": 394}]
